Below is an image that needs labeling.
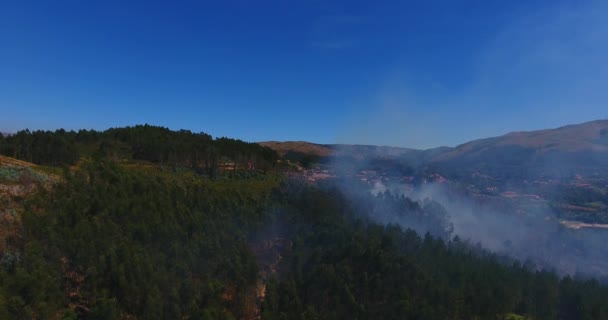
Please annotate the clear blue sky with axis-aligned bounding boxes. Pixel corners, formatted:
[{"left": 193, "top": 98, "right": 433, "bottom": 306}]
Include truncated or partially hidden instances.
[{"left": 1, "top": 1, "right": 607, "bottom": 148}]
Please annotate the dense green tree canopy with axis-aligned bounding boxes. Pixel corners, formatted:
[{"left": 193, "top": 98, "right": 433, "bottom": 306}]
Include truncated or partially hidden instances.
[
  {"left": 1, "top": 127, "right": 607, "bottom": 319},
  {"left": 0, "top": 125, "right": 278, "bottom": 175}
]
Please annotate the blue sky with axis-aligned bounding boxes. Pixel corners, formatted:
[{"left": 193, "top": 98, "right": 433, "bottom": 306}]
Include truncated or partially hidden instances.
[{"left": 1, "top": 0, "right": 607, "bottom": 148}]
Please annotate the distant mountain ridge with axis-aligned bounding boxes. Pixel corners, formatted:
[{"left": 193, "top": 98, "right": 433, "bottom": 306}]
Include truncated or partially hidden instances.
[
  {"left": 435, "top": 120, "right": 608, "bottom": 162},
  {"left": 259, "top": 120, "right": 608, "bottom": 175},
  {"left": 429, "top": 120, "right": 608, "bottom": 177},
  {"left": 258, "top": 142, "right": 420, "bottom": 158}
]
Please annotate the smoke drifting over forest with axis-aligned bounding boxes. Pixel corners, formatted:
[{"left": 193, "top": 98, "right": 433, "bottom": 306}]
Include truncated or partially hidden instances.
[{"left": 359, "top": 180, "right": 608, "bottom": 279}]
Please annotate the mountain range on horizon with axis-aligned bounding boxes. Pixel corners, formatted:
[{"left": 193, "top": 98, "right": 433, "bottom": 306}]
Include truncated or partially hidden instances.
[
  {"left": 3, "top": 119, "right": 608, "bottom": 176},
  {"left": 260, "top": 119, "right": 608, "bottom": 154},
  {"left": 258, "top": 119, "right": 608, "bottom": 182},
  {"left": 4, "top": 119, "right": 607, "bottom": 154}
]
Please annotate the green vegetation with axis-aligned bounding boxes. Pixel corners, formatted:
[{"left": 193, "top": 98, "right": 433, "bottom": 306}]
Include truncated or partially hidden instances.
[
  {"left": 0, "top": 166, "right": 48, "bottom": 184},
  {"left": 550, "top": 186, "right": 608, "bottom": 223},
  {"left": 261, "top": 184, "right": 608, "bottom": 320},
  {"left": 0, "top": 166, "right": 21, "bottom": 181},
  {"left": 0, "top": 161, "right": 280, "bottom": 319},
  {"left": 0, "top": 127, "right": 608, "bottom": 319},
  {"left": 0, "top": 125, "right": 278, "bottom": 177}
]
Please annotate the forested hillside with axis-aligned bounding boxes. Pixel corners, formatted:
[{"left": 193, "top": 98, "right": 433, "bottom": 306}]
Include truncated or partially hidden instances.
[
  {"left": 0, "top": 125, "right": 278, "bottom": 176},
  {"left": 0, "top": 127, "right": 608, "bottom": 319}
]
